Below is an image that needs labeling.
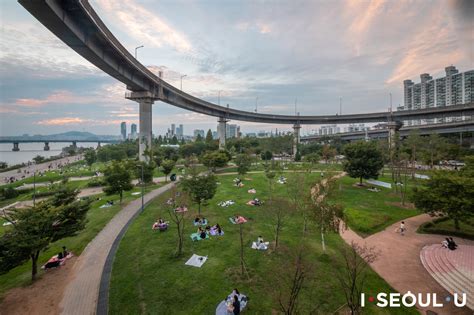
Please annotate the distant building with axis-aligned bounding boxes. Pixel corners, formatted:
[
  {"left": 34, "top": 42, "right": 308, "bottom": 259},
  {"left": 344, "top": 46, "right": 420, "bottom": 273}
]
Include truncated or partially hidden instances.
[
  {"left": 318, "top": 125, "right": 340, "bottom": 135},
  {"left": 226, "top": 124, "right": 239, "bottom": 138},
  {"left": 403, "top": 65, "right": 473, "bottom": 125},
  {"left": 175, "top": 124, "right": 184, "bottom": 139},
  {"left": 344, "top": 124, "right": 369, "bottom": 133},
  {"left": 171, "top": 124, "right": 176, "bottom": 136},
  {"left": 212, "top": 131, "right": 218, "bottom": 139},
  {"left": 120, "top": 122, "right": 126, "bottom": 140},
  {"left": 129, "top": 123, "right": 138, "bottom": 140}
]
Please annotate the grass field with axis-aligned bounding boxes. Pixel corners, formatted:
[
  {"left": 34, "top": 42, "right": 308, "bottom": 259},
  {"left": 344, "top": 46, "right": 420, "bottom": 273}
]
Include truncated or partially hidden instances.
[
  {"left": 418, "top": 217, "right": 474, "bottom": 240},
  {"left": 0, "top": 183, "right": 164, "bottom": 298},
  {"left": 335, "top": 176, "right": 421, "bottom": 237},
  {"left": 109, "top": 173, "right": 417, "bottom": 314}
]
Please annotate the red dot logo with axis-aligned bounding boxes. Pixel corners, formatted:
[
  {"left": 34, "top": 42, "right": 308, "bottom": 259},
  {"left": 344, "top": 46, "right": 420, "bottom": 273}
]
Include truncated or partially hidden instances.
[{"left": 369, "top": 296, "right": 375, "bottom": 302}]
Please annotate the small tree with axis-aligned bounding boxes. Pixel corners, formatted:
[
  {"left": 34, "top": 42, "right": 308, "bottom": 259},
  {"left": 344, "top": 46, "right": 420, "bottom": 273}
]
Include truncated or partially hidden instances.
[
  {"left": 303, "top": 152, "right": 320, "bottom": 170},
  {"left": 412, "top": 166, "right": 474, "bottom": 230},
  {"left": 205, "top": 129, "right": 214, "bottom": 144},
  {"left": 201, "top": 150, "right": 230, "bottom": 171},
  {"left": 166, "top": 188, "right": 190, "bottom": 257},
  {"left": 321, "top": 145, "right": 336, "bottom": 164},
  {"left": 84, "top": 149, "right": 97, "bottom": 167},
  {"left": 294, "top": 150, "right": 301, "bottom": 162},
  {"left": 134, "top": 161, "right": 155, "bottom": 184},
  {"left": 103, "top": 161, "right": 133, "bottom": 203},
  {"left": 268, "top": 197, "right": 290, "bottom": 250},
  {"left": 33, "top": 155, "right": 45, "bottom": 164},
  {"left": 181, "top": 173, "right": 217, "bottom": 214},
  {"left": 286, "top": 171, "right": 312, "bottom": 236},
  {"left": 334, "top": 242, "right": 378, "bottom": 315},
  {"left": 161, "top": 159, "right": 176, "bottom": 182},
  {"left": 0, "top": 188, "right": 90, "bottom": 280},
  {"left": 343, "top": 141, "right": 384, "bottom": 185},
  {"left": 235, "top": 153, "right": 251, "bottom": 176},
  {"left": 261, "top": 150, "right": 273, "bottom": 162}
]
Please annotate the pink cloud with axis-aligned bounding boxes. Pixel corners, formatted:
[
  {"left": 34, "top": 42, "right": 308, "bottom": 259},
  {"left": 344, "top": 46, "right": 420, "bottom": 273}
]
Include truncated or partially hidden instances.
[
  {"left": 36, "top": 117, "right": 89, "bottom": 126},
  {"left": 15, "top": 90, "right": 94, "bottom": 107}
]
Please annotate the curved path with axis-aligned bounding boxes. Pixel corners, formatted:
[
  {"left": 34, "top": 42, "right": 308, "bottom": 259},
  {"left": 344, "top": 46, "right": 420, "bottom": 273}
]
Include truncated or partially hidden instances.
[
  {"left": 58, "top": 182, "right": 176, "bottom": 315},
  {"left": 340, "top": 214, "right": 473, "bottom": 315}
]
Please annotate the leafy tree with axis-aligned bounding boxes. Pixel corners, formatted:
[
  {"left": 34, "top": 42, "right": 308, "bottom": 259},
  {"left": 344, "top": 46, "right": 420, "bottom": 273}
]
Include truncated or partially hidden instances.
[
  {"left": 161, "top": 159, "right": 176, "bottom": 182},
  {"left": 1, "top": 187, "right": 19, "bottom": 200},
  {"left": 235, "top": 153, "right": 252, "bottom": 176},
  {"left": 170, "top": 135, "right": 178, "bottom": 145},
  {"left": 403, "top": 129, "right": 423, "bottom": 178},
  {"left": 412, "top": 164, "right": 474, "bottom": 230},
  {"left": 321, "top": 145, "right": 336, "bottom": 164},
  {"left": 0, "top": 161, "right": 7, "bottom": 169},
  {"left": 157, "top": 135, "right": 163, "bottom": 145},
  {"left": 201, "top": 150, "right": 230, "bottom": 171},
  {"left": 84, "top": 149, "right": 97, "bottom": 166},
  {"left": 343, "top": 141, "right": 384, "bottom": 185},
  {"left": 33, "top": 155, "right": 45, "bottom": 164},
  {"left": 205, "top": 129, "right": 213, "bottom": 143},
  {"left": 303, "top": 152, "right": 320, "bottom": 169},
  {"left": 134, "top": 161, "right": 155, "bottom": 184},
  {"left": 294, "top": 150, "right": 301, "bottom": 162},
  {"left": 420, "top": 133, "right": 447, "bottom": 168},
  {"left": 195, "top": 133, "right": 203, "bottom": 142},
  {"left": 180, "top": 138, "right": 185, "bottom": 145},
  {"left": 166, "top": 187, "right": 190, "bottom": 257},
  {"left": 103, "top": 161, "right": 133, "bottom": 203},
  {"left": 0, "top": 188, "right": 90, "bottom": 280},
  {"left": 261, "top": 150, "right": 273, "bottom": 161},
  {"left": 181, "top": 173, "right": 217, "bottom": 214}
]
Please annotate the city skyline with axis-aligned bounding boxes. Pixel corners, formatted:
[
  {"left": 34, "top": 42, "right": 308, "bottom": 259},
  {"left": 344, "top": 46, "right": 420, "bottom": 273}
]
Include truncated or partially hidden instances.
[{"left": 1, "top": 0, "right": 473, "bottom": 136}]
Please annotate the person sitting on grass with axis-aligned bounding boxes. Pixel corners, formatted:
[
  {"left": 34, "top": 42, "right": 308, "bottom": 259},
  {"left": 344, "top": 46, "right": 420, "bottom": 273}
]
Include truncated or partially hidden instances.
[
  {"left": 210, "top": 223, "right": 224, "bottom": 236},
  {"left": 198, "top": 227, "right": 207, "bottom": 239},
  {"left": 205, "top": 225, "right": 211, "bottom": 233},
  {"left": 194, "top": 217, "right": 201, "bottom": 226},
  {"left": 201, "top": 217, "right": 208, "bottom": 225}
]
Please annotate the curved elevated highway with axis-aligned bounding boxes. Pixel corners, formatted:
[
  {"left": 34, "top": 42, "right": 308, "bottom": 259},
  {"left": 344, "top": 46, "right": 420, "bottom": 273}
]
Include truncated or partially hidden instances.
[{"left": 19, "top": 0, "right": 474, "bottom": 158}]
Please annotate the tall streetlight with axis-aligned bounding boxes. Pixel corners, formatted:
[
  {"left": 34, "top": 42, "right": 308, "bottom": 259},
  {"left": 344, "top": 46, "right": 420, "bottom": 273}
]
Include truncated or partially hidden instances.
[
  {"left": 137, "top": 163, "right": 145, "bottom": 212},
  {"left": 33, "top": 171, "right": 36, "bottom": 207},
  {"left": 135, "top": 45, "right": 144, "bottom": 59},
  {"left": 180, "top": 74, "right": 187, "bottom": 90},
  {"left": 255, "top": 96, "right": 258, "bottom": 113}
]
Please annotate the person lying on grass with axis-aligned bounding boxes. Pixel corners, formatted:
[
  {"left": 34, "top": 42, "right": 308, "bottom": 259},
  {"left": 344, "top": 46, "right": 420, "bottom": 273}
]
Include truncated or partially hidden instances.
[
  {"left": 210, "top": 223, "right": 224, "bottom": 236},
  {"left": 231, "top": 215, "right": 248, "bottom": 224},
  {"left": 246, "top": 198, "right": 262, "bottom": 206}
]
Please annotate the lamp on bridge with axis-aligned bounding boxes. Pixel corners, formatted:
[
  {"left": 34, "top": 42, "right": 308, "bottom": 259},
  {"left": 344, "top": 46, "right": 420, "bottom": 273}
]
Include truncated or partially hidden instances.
[
  {"left": 134, "top": 45, "right": 144, "bottom": 59},
  {"left": 180, "top": 74, "right": 187, "bottom": 90}
]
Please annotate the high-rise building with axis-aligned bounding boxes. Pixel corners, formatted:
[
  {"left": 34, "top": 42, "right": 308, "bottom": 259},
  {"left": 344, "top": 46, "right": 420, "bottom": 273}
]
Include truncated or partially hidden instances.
[
  {"left": 129, "top": 123, "right": 137, "bottom": 140},
  {"left": 193, "top": 129, "right": 205, "bottom": 139},
  {"left": 176, "top": 124, "right": 184, "bottom": 138},
  {"left": 120, "top": 122, "right": 126, "bottom": 140},
  {"left": 403, "top": 66, "right": 473, "bottom": 125},
  {"left": 171, "top": 124, "right": 176, "bottom": 136},
  {"left": 318, "top": 125, "right": 340, "bottom": 135},
  {"left": 226, "top": 124, "right": 238, "bottom": 138}
]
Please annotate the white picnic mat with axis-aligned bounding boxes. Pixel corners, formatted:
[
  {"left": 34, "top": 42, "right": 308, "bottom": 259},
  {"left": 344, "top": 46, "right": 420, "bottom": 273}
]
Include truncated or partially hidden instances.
[
  {"left": 414, "top": 174, "right": 430, "bottom": 179},
  {"left": 185, "top": 254, "right": 208, "bottom": 268},
  {"left": 366, "top": 179, "right": 391, "bottom": 189}
]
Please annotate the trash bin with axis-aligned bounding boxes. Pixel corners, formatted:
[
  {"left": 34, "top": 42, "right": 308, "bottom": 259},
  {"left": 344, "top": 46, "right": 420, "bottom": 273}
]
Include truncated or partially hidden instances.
[{"left": 170, "top": 173, "right": 177, "bottom": 181}]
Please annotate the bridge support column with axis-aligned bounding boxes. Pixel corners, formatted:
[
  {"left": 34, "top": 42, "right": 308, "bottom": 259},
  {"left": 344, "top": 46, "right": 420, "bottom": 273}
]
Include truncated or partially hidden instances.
[
  {"left": 12, "top": 142, "right": 19, "bottom": 152},
  {"left": 293, "top": 123, "right": 301, "bottom": 157},
  {"left": 387, "top": 121, "right": 403, "bottom": 151},
  {"left": 126, "top": 91, "right": 155, "bottom": 163},
  {"left": 97, "top": 141, "right": 101, "bottom": 149},
  {"left": 218, "top": 117, "right": 228, "bottom": 150},
  {"left": 44, "top": 142, "right": 50, "bottom": 151},
  {"left": 72, "top": 141, "right": 77, "bottom": 149}
]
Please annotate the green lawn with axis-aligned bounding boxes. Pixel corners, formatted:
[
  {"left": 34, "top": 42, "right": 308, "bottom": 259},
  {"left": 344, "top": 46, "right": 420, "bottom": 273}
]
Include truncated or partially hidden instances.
[
  {"left": 335, "top": 176, "right": 420, "bottom": 237},
  {"left": 0, "top": 183, "right": 164, "bottom": 298},
  {"left": 418, "top": 217, "right": 474, "bottom": 240},
  {"left": 109, "top": 173, "right": 416, "bottom": 314}
]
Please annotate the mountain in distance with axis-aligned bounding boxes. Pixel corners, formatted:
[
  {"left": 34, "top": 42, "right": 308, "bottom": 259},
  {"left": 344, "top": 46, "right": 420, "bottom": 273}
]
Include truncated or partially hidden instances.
[{"left": 0, "top": 131, "right": 121, "bottom": 141}]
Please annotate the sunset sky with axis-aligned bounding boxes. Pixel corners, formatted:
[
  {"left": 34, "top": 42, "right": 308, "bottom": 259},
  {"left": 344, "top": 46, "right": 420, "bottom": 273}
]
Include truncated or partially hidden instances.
[{"left": 1, "top": 0, "right": 472, "bottom": 136}]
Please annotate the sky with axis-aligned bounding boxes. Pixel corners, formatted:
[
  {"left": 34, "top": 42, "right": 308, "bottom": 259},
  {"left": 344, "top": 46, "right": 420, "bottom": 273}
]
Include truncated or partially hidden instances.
[{"left": 0, "top": 0, "right": 473, "bottom": 137}]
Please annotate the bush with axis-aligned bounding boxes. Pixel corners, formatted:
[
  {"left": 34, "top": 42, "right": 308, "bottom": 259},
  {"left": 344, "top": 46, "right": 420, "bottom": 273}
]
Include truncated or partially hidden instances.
[
  {"left": 87, "top": 179, "right": 105, "bottom": 187},
  {"left": 1, "top": 187, "right": 19, "bottom": 200}
]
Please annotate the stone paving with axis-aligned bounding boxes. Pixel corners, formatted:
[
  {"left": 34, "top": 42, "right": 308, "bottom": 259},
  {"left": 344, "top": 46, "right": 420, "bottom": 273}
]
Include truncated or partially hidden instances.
[
  {"left": 339, "top": 214, "right": 473, "bottom": 315},
  {"left": 58, "top": 182, "right": 176, "bottom": 315}
]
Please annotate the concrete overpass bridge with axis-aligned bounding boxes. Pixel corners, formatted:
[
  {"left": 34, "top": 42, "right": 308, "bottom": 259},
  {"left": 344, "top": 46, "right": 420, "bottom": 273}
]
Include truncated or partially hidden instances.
[
  {"left": 19, "top": 0, "right": 474, "bottom": 160},
  {"left": 0, "top": 139, "right": 119, "bottom": 151},
  {"left": 301, "top": 120, "right": 474, "bottom": 142}
]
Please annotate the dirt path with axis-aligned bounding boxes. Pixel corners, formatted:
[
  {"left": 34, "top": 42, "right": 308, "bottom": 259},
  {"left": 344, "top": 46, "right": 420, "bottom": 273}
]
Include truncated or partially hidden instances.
[{"left": 339, "top": 214, "right": 473, "bottom": 314}]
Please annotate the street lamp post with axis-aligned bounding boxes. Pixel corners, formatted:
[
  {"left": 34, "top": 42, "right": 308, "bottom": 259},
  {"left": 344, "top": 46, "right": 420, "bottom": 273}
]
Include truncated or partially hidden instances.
[
  {"left": 135, "top": 45, "right": 144, "bottom": 59},
  {"left": 33, "top": 171, "right": 36, "bottom": 207},
  {"left": 180, "top": 74, "right": 187, "bottom": 90},
  {"left": 141, "top": 164, "right": 144, "bottom": 212}
]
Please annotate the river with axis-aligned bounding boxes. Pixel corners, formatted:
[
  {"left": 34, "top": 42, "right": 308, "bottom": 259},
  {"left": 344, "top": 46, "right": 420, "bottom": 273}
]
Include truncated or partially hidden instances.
[{"left": 0, "top": 142, "right": 97, "bottom": 166}]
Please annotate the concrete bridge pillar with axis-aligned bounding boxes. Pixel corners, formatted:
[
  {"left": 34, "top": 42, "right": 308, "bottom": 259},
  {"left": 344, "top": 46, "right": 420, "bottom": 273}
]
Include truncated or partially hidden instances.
[
  {"left": 126, "top": 91, "right": 155, "bottom": 162},
  {"left": 387, "top": 121, "right": 403, "bottom": 151},
  {"left": 72, "top": 141, "right": 77, "bottom": 149},
  {"left": 293, "top": 123, "right": 301, "bottom": 157},
  {"left": 218, "top": 117, "right": 228, "bottom": 150},
  {"left": 97, "top": 141, "right": 101, "bottom": 149},
  {"left": 44, "top": 142, "right": 50, "bottom": 151},
  {"left": 12, "top": 142, "right": 20, "bottom": 152}
]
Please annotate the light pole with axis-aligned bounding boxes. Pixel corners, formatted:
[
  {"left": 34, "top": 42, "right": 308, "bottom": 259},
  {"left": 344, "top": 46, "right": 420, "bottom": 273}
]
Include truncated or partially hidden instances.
[
  {"left": 255, "top": 96, "right": 258, "bottom": 113},
  {"left": 134, "top": 45, "right": 144, "bottom": 59},
  {"left": 137, "top": 164, "right": 145, "bottom": 212},
  {"left": 33, "top": 171, "right": 36, "bottom": 207},
  {"left": 180, "top": 74, "right": 187, "bottom": 90}
]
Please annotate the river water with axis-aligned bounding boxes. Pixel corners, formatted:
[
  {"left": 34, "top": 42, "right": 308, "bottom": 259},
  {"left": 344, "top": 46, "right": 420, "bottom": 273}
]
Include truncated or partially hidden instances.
[{"left": 0, "top": 142, "right": 96, "bottom": 166}]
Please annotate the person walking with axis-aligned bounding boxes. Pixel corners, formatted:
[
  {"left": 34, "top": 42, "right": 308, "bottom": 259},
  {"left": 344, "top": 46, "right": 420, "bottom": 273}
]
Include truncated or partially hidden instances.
[{"left": 400, "top": 221, "right": 406, "bottom": 236}]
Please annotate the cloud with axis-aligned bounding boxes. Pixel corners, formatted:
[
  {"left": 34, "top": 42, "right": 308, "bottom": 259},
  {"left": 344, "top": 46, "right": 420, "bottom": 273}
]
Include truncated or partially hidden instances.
[
  {"left": 15, "top": 90, "right": 94, "bottom": 107},
  {"left": 37, "top": 117, "right": 89, "bottom": 126},
  {"left": 94, "top": 0, "right": 192, "bottom": 53}
]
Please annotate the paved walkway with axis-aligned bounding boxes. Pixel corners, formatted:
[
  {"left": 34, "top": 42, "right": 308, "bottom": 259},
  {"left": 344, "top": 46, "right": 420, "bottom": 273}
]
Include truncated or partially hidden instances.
[
  {"left": 339, "top": 214, "right": 473, "bottom": 315},
  {"left": 58, "top": 182, "right": 176, "bottom": 315}
]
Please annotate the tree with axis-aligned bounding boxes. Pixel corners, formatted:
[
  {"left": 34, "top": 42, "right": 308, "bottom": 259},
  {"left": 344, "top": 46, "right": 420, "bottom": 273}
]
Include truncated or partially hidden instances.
[
  {"left": 343, "top": 141, "right": 384, "bottom": 185},
  {"left": 261, "top": 150, "right": 273, "bottom": 161},
  {"left": 286, "top": 171, "right": 312, "bottom": 236},
  {"left": 170, "top": 135, "right": 178, "bottom": 145},
  {"left": 134, "top": 161, "right": 155, "bottom": 184},
  {"left": 181, "top": 173, "right": 217, "bottom": 214},
  {"left": 32, "top": 155, "right": 45, "bottom": 164},
  {"left": 161, "top": 159, "right": 176, "bottom": 182},
  {"left": 0, "top": 188, "right": 90, "bottom": 280},
  {"left": 166, "top": 188, "right": 190, "bottom": 257},
  {"left": 412, "top": 165, "right": 474, "bottom": 230},
  {"left": 294, "top": 150, "right": 301, "bottom": 162},
  {"left": 205, "top": 129, "right": 213, "bottom": 144},
  {"left": 321, "top": 145, "right": 336, "bottom": 164},
  {"left": 268, "top": 198, "right": 290, "bottom": 250},
  {"left": 195, "top": 133, "right": 203, "bottom": 142},
  {"left": 303, "top": 152, "right": 320, "bottom": 169},
  {"left": 334, "top": 242, "right": 378, "bottom": 315},
  {"left": 103, "top": 161, "right": 133, "bottom": 203},
  {"left": 84, "top": 149, "right": 97, "bottom": 166},
  {"left": 403, "top": 130, "right": 423, "bottom": 179},
  {"left": 201, "top": 150, "right": 230, "bottom": 171},
  {"left": 235, "top": 153, "right": 251, "bottom": 176}
]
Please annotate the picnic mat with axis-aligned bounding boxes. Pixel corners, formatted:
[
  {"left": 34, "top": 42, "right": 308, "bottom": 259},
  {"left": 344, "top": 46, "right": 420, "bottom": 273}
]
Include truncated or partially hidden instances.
[{"left": 185, "top": 254, "right": 208, "bottom": 268}]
